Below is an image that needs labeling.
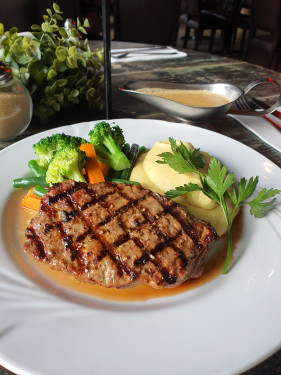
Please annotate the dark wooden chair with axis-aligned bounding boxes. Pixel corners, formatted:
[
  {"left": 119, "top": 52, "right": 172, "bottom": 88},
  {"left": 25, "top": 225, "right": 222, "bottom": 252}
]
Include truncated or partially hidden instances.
[
  {"left": 244, "top": 0, "right": 281, "bottom": 68},
  {"left": 113, "top": 0, "right": 181, "bottom": 47},
  {"left": 234, "top": 15, "right": 251, "bottom": 56},
  {"left": 182, "top": 0, "right": 225, "bottom": 51},
  {"left": 202, "top": 0, "right": 244, "bottom": 54},
  {"left": 232, "top": 0, "right": 252, "bottom": 56}
]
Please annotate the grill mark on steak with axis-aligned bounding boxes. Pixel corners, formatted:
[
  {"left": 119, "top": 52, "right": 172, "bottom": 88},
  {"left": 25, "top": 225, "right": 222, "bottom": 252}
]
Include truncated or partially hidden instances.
[
  {"left": 24, "top": 181, "right": 218, "bottom": 289},
  {"left": 110, "top": 188, "right": 182, "bottom": 285},
  {"left": 53, "top": 182, "right": 138, "bottom": 280},
  {"left": 25, "top": 227, "right": 47, "bottom": 260},
  {"left": 133, "top": 231, "right": 189, "bottom": 285},
  {"left": 118, "top": 192, "right": 191, "bottom": 285},
  {"left": 55, "top": 220, "right": 81, "bottom": 262},
  {"left": 80, "top": 185, "right": 116, "bottom": 211},
  {"left": 169, "top": 209, "right": 205, "bottom": 251}
]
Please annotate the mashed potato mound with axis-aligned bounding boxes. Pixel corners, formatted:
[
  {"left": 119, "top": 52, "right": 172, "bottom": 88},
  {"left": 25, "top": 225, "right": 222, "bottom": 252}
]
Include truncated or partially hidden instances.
[{"left": 130, "top": 140, "right": 233, "bottom": 236}]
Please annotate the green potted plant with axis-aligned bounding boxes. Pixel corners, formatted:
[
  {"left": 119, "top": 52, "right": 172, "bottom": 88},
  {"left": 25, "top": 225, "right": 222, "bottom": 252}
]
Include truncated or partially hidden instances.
[{"left": 0, "top": 3, "right": 104, "bottom": 123}]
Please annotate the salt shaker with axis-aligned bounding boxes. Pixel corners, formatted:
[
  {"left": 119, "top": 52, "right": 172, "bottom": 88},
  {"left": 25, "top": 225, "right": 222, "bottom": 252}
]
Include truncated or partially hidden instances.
[{"left": 0, "top": 61, "right": 33, "bottom": 141}]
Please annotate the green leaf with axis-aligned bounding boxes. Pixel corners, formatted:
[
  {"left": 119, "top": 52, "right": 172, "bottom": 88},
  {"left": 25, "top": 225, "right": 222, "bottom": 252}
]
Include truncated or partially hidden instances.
[
  {"left": 56, "top": 46, "right": 68, "bottom": 61},
  {"left": 66, "top": 55, "right": 78, "bottom": 69},
  {"left": 68, "top": 93, "right": 79, "bottom": 104},
  {"left": 46, "top": 8, "right": 53, "bottom": 17},
  {"left": 0, "top": 23, "right": 4, "bottom": 36},
  {"left": 157, "top": 138, "right": 205, "bottom": 175},
  {"left": 28, "top": 59, "right": 43, "bottom": 75},
  {"left": 47, "top": 68, "right": 57, "bottom": 80},
  {"left": 165, "top": 183, "right": 203, "bottom": 199},
  {"left": 200, "top": 176, "right": 220, "bottom": 202},
  {"left": 43, "top": 15, "right": 51, "bottom": 22},
  {"left": 31, "top": 24, "right": 42, "bottom": 31},
  {"left": 32, "top": 31, "right": 44, "bottom": 40},
  {"left": 205, "top": 157, "right": 235, "bottom": 198},
  {"left": 177, "top": 142, "right": 205, "bottom": 170},
  {"left": 41, "top": 22, "right": 49, "bottom": 32},
  {"left": 68, "top": 46, "right": 76, "bottom": 57},
  {"left": 76, "top": 18, "right": 81, "bottom": 28},
  {"left": 77, "top": 27, "right": 87, "bottom": 35},
  {"left": 76, "top": 76, "right": 87, "bottom": 87},
  {"left": 86, "top": 87, "right": 96, "bottom": 101},
  {"left": 51, "top": 24, "right": 59, "bottom": 32},
  {"left": 53, "top": 58, "right": 67, "bottom": 72},
  {"left": 56, "top": 78, "right": 67, "bottom": 88},
  {"left": 53, "top": 13, "right": 64, "bottom": 21},
  {"left": 43, "top": 49, "right": 56, "bottom": 65},
  {"left": 53, "top": 3, "right": 62, "bottom": 13},
  {"left": 66, "top": 75, "right": 76, "bottom": 86},
  {"left": 245, "top": 188, "right": 280, "bottom": 218},
  {"left": 237, "top": 176, "right": 259, "bottom": 203},
  {"left": 7, "top": 27, "right": 18, "bottom": 38},
  {"left": 59, "top": 27, "right": 68, "bottom": 38},
  {"left": 71, "top": 88, "right": 79, "bottom": 97},
  {"left": 157, "top": 151, "right": 191, "bottom": 173},
  {"left": 54, "top": 93, "right": 64, "bottom": 103},
  {"left": 83, "top": 18, "right": 90, "bottom": 28}
]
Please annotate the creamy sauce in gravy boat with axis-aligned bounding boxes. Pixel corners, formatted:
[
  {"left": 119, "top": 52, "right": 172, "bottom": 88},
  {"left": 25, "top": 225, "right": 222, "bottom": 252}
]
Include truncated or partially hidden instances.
[{"left": 120, "top": 79, "right": 281, "bottom": 123}]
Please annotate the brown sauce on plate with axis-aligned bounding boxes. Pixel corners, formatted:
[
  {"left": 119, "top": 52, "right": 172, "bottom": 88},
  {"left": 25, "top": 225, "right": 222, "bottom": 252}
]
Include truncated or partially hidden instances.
[{"left": 4, "top": 190, "right": 243, "bottom": 302}]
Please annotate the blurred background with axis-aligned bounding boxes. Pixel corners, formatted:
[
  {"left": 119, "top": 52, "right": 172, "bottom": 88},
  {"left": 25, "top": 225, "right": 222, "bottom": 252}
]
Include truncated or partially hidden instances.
[{"left": 2, "top": 0, "right": 281, "bottom": 72}]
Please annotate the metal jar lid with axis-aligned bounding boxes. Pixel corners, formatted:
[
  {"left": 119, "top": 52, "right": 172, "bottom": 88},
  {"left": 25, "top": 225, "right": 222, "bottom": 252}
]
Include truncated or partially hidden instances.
[{"left": 0, "top": 61, "right": 12, "bottom": 84}]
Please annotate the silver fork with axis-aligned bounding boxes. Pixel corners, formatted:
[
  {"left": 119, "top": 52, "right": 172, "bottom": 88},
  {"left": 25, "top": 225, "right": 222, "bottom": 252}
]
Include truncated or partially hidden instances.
[
  {"left": 233, "top": 95, "right": 281, "bottom": 130},
  {"left": 232, "top": 95, "right": 262, "bottom": 115}
]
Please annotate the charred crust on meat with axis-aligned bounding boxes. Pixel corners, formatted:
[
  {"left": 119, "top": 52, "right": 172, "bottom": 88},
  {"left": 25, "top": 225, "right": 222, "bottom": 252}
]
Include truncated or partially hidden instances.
[{"left": 23, "top": 180, "right": 218, "bottom": 289}]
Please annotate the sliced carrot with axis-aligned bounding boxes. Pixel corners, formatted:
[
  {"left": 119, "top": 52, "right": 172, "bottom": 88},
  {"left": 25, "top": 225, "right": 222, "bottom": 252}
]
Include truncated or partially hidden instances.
[
  {"left": 26, "top": 187, "right": 40, "bottom": 199},
  {"left": 80, "top": 143, "right": 105, "bottom": 183},
  {"left": 21, "top": 195, "right": 41, "bottom": 212},
  {"left": 98, "top": 162, "right": 111, "bottom": 177}
]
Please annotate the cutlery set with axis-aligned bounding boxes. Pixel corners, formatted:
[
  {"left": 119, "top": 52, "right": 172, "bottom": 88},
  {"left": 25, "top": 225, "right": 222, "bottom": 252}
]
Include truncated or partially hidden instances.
[
  {"left": 235, "top": 95, "right": 281, "bottom": 131},
  {"left": 111, "top": 46, "right": 177, "bottom": 59}
]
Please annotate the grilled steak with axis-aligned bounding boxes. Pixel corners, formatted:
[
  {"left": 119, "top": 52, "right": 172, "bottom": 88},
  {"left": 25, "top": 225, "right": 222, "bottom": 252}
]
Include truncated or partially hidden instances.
[{"left": 24, "top": 180, "right": 218, "bottom": 289}]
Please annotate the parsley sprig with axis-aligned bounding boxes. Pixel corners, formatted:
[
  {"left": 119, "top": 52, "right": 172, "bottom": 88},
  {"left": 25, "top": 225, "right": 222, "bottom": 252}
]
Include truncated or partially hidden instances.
[{"left": 157, "top": 138, "right": 280, "bottom": 274}]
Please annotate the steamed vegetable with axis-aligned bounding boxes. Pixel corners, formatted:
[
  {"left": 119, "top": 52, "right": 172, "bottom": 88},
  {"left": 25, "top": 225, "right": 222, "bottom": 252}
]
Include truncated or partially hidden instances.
[
  {"left": 28, "top": 160, "right": 47, "bottom": 177},
  {"left": 80, "top": 143, "right": 105, "bottom": 183},
  {"left": 33, "top": 185, "right": 48, "bottom": 198},
  {"left": 119, "top": 144, "right": 147, "bottom": 180},
  {"left": 13, "top": 177, "right": 49, "bottom": 188},
  {"left": 45, "top": 146, "right": 88, "bottom": 183},
  {"left": 13, "top": 123, "right": 144, "bottom": 212},
  {"left": 33, "top": 133, "right": 87, "bottom": 168},
  {"left": 21, "top": 195, "right": 41, "bottom": 211},
  {"left": 88, "top": 121, "right": 131, "bottom": 171}
]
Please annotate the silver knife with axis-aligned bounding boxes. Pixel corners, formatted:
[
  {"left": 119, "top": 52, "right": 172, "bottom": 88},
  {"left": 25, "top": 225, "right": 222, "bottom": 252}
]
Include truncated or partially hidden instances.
[{"left": 111, "top": 46, "right": 170, "bottom": 54}]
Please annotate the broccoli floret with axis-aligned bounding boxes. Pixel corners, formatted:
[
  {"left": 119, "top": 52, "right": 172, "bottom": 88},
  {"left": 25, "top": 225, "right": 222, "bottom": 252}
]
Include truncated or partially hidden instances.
[
  {"left": 111, "top": 124, "right": 126, "bottom": 150},
  {"left": 33, "top": 133, "right": 87, "bottom": 168},
  {"left": 88, "top": 122, "right": 130, "bottom": 171},
  {"left": 45, "top": 146, "right": 88, "bottom": 184}
]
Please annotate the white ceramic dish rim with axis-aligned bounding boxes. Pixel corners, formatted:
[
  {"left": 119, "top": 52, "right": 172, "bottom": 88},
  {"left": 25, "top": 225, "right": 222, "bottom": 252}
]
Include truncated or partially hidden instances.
[{"left": 0, "top": 118, "right": 281, "bottom": 375}]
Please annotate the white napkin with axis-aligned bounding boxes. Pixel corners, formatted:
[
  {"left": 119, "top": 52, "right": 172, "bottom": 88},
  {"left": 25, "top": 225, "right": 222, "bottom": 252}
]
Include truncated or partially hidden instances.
[
  {"left": 111, "top": 46, "right": 187, "bottom": 63},
  {"left": 229, "top": 114, "right": 281, "bottom": 153}
]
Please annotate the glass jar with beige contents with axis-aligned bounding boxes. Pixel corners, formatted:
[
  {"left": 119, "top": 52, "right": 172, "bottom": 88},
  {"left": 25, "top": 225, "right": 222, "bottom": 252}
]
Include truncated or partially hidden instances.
[{"left": 0, "top": 61, "right": 32, "bottom": 141}]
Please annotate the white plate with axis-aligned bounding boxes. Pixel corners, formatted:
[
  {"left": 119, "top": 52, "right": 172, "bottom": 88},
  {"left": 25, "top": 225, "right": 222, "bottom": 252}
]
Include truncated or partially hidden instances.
[{"left": 0, "top": 119, "right": 281, "bottom": 375}]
